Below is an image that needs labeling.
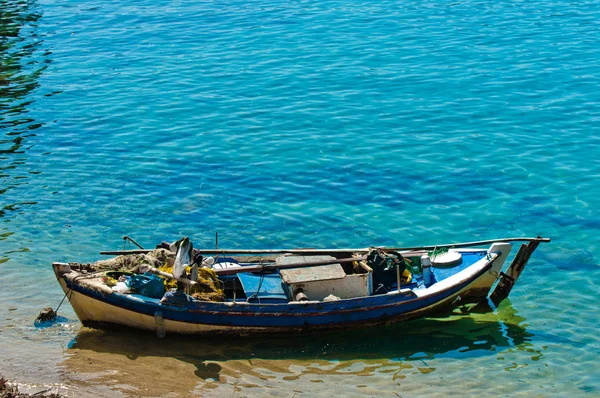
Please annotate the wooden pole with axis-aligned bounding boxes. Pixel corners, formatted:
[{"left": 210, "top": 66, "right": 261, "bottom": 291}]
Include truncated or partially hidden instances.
[
  {"left": 100, "top": 237, "right": 550, "bottom": 256},
  {"left": 146, "top": 256, "right": 369, "bottom": 278},
  {"left": 212, "top": 256, "right": 368, "bottom": 276},
  {"left": 146, "top": 267, "right": 198, "bottom": 287}
]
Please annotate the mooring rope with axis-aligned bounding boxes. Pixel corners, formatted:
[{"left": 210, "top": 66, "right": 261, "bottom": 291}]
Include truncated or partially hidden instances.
[
  {"left": 246, "top": 262, "right": 267, "bottom": 303},
  {"left": 53, "top": 286, "right": 73, "bottom": 316},
  {"left": 38, "top": 270, "right": 105, "bottom": 322}
]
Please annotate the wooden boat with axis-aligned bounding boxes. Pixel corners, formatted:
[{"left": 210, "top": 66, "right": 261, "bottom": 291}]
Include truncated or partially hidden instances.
[{"left": 52, "top": 236, "right": 549, "bottom": 336}]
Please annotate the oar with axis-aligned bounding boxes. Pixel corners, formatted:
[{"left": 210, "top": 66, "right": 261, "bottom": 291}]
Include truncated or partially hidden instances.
[
  {"left": 211, "top": 255, "right": 368, "bottom": 276},
  {"left": 147, "top": 256, "right": 369, "bottom": 280},
  {"left": 99, "top": 236, "right": 550, "bottom": 256}
]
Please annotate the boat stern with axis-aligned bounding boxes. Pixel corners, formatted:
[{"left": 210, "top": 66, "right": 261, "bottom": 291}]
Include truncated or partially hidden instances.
[
  {"left": 487, "top": 242, "right": 513, "bottom": 276},
  {"left": 426, "top": 243, "right": 513, "bottom": 307},
  {"left": 463, "top": 242, "right": 513, "bottom": 301}
]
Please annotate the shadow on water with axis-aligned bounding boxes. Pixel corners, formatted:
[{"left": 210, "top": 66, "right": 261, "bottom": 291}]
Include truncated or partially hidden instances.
[{"left": 63, "top": 300, "right": 537, "bottom": 393}]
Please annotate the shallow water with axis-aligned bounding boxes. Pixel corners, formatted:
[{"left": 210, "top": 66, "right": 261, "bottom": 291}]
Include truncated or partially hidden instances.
[{"left": 1, "top": 0, "right": 599, "bottom": 396}]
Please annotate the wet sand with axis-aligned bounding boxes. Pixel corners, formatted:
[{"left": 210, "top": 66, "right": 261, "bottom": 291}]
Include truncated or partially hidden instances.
[{"left": 45, "top": 303, "right": 540, "bottom": 397}]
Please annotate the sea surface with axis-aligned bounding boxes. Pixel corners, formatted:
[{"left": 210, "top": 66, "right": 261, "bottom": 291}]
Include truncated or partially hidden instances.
[{"left": 1, "top": 0, "right": 599, "bottom": 396}]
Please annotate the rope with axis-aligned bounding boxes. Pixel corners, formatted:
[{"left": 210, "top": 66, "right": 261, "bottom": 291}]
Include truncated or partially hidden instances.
[
  {"left": 123, "top": 235, "right": 144, "bottom": 250},
  {"left": 247, "top": 263, "right": 267, "bottom": 303},
  {"left": 38, "top": 269, "right": 105, "bottom": 322},
  {"left": 53, "top": 272, "right": 104, "bottom": 316},
  {"left": 53, "top": 286, "right": 73, "bottom": 316}
]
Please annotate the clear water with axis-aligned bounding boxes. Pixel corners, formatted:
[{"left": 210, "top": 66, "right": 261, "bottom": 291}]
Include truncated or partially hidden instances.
[{"left": 1, "top": 0, "right": 599, "bottom": 395}]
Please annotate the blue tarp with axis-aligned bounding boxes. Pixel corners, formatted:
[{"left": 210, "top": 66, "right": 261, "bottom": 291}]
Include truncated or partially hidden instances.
[
  {"left": 126, "top": 272, "right": 166, "bottom": 299},
  {"left": 237, "top": 272, "right": 289, "bottom": 303}
]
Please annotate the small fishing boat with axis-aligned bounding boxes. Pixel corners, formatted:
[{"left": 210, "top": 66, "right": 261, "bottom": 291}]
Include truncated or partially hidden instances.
[{"left": 52, "top": 236, "right": 549, "bottom": 336}]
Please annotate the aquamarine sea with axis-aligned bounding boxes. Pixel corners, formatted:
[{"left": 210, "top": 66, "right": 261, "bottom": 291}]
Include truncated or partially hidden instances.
[{"left": 1, "top": 0, "right": 599, "bottom": 396}]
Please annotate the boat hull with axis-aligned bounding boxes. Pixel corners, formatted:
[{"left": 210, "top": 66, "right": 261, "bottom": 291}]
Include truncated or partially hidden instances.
[{"left": 53, "top": 246, "right": 509, "bottom": 335}]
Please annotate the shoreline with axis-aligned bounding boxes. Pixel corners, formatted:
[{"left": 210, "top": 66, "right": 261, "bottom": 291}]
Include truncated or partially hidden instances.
[{"left": 0, "top": 377, "right": 64, "bottom": 398}]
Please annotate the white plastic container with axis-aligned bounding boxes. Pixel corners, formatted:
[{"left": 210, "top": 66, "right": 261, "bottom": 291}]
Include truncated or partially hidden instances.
[
  {"left": 202, "top": 256, "right": 216, "bottom": 267},
  {"left": 112, "top": 281, "right": 131, "bottom": 294},
  {"left": 421, "top": 254, "right": 432, "bottom": 286},
  {"left": 211, "top": 261, "right": 241, "bottom": 270}
]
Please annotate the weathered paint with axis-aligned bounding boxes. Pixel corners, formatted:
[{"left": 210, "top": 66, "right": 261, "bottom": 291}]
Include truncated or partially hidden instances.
[
  {"left": 53, "top": 245, "right": 509, "bottom": 335},
  {"left": 282, "top": 269, "right": 372, "bottom": 301}
]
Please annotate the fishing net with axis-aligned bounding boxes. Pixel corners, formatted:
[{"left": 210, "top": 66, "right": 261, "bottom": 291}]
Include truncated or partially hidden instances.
[
  {"left": 189, "top": 267, "right": 226, "bottom": 302},
  {"left": 156, "top": 264, "right": 225, "bottom": 302},
  {"left": 93, "top": 248, "right": 174, "bottom": 271},
  {"left": 93, "top": 242, "right": 224, "bottom": 302}
]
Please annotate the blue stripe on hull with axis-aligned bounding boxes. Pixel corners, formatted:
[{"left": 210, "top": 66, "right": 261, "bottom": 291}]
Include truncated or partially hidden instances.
[{"left": 65, "top": 261, "right": 492, "bottom": 329}]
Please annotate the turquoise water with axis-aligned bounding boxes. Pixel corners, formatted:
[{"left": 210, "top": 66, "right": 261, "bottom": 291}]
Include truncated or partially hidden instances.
[{"left": 1, "top": 0, "right": 599, "bottom": 395}]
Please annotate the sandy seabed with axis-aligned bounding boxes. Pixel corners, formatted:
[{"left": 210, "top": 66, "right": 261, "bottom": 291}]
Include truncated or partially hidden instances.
[{"left": 1, "top": 302, "right": 581, "bottom": 397}]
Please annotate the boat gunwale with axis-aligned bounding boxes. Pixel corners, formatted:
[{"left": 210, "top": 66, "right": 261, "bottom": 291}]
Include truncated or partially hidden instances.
[{"left": 55, "top": 253, "right": 499, "bottom": 322}]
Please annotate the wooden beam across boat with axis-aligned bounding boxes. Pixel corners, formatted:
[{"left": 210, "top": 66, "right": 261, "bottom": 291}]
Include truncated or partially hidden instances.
[{"left": 99, "top": 236, "right": 550, "bottom": 256}]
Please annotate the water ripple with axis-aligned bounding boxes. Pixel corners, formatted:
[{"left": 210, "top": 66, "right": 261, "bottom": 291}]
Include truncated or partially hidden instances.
[{"left": 1, "top": 0, "right": 600, "bottom": 395}]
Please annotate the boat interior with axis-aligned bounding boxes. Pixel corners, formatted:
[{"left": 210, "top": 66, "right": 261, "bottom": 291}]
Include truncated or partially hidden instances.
[
  {"left": 56, "top": 246, "right": 495, "bottom": 305},
  {"left": 210, "top": 249, "right": 489, "bottom": 304}
]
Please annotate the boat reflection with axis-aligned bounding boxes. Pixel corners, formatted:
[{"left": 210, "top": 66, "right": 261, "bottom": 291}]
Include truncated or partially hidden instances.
[{"left": 63, "top": 300, "right": 536, "bottom": 393}]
